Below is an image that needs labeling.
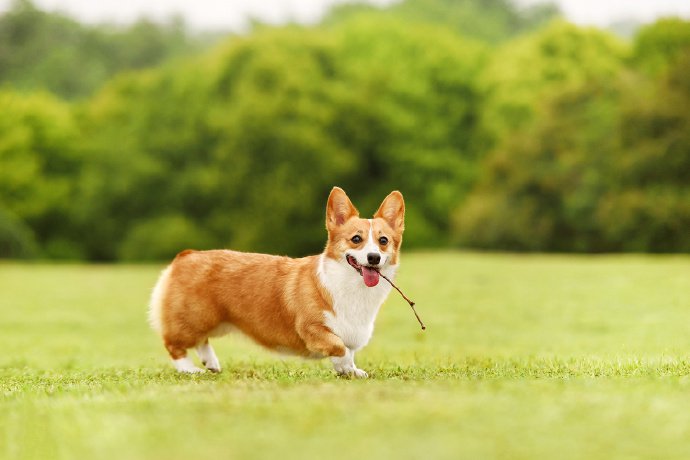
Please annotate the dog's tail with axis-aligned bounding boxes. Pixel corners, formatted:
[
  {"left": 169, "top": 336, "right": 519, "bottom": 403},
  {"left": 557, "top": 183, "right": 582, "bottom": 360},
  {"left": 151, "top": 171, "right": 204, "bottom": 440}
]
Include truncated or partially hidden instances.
[{"left": 148, "top": 265, "right": 172, "bottom": 334}]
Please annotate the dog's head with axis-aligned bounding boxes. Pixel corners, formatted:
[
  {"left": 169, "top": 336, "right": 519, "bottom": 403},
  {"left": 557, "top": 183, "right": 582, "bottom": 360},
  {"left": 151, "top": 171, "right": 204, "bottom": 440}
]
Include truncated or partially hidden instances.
[{"left": 324, "top": 187, "right": 405, "bottom": 287}]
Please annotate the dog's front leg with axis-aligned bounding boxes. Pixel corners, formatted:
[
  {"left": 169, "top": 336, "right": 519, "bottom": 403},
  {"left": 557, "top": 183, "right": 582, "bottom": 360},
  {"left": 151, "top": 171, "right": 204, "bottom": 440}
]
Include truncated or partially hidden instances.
[
  {"left": 331, "top": 348, "right": 368, "bottom": 379},
  {"left": 296, "top": 319, "right": 347, "bottom": 359}
]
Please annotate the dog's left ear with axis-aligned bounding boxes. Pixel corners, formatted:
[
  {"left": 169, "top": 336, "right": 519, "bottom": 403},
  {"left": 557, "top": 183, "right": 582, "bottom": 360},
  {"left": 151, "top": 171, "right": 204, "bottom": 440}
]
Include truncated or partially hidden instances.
[{"left": 374, "top": 191, "right": 405, "bottom": 232}]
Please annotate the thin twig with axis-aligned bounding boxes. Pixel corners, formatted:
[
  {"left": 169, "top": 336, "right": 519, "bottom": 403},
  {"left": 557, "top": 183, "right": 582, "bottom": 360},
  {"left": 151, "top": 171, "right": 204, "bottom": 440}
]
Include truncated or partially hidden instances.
[{"left": 377, "top": 271, "right": 426, "bottom": 331}]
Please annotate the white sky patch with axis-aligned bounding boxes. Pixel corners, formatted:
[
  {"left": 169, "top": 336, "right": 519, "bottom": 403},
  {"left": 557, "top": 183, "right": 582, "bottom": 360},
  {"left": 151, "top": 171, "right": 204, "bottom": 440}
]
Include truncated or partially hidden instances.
[
  {"left": 0, "top": 0, "right": 395, "bottom": 30},
  {"left": 516, "top": 0, "right": 690, "bottom": 26},
  {"left": 0, "top": 0, "right": 689, "bottom": 30}
]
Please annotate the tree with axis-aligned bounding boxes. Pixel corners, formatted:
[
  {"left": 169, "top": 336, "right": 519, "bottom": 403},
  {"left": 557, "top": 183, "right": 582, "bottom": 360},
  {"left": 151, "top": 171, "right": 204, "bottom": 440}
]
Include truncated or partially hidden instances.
[
  {"left": 453, "top": 26, "right": 690, "bottom": 253},
  {"left": 0, "top": 0, "right": 201, "bottom": 99},
  {"left": 76, "top": 28, "right": 356, "bottom": 259},
  {"left": 632, "top": 18, "right": 690, "bottom": 76},
  {"left": 324, "top": 0, "right": 560, "bottom": 44},
  {"left": 0, "top": 90, "right": 82, "bottom": 257},
  {"left": 75, "top": 19, "right": 488, "bottom": 259},
  {"left": 326, "top": 17, "right": 488, "bottom": 245},
  {"left": 600, "top": 49, "right": 690, "bottom": 252},
  {"left": 481, "top": 21, "right": 627, "bottom": 138},
  {"left": 453, "top": 77, "right": 624, "bottom": 251}
]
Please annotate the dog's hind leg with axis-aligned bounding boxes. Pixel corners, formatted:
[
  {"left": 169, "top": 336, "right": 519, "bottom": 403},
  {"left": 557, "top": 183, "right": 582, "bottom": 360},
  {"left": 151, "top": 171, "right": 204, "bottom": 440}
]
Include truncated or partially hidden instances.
[
  {"left": 196, "top": 340, "right": 221, "bottom": 373},
  {"left": 165, "top": 338, "right": 205, "bottom": 374}
]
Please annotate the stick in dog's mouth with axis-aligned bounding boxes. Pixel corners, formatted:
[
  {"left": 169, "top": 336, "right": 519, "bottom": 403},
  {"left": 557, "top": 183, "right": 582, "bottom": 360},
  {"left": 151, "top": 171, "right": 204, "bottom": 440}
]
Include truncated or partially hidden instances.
[{"left": 346, "top": 255, "right": 426, "bottom": 330}]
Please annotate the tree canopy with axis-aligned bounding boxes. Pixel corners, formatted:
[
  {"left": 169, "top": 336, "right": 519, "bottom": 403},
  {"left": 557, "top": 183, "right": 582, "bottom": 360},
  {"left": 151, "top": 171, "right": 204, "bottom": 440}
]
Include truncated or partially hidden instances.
[
  {"left": 0, "top": 0, "right": 202, "bottom": 99},
  {"left": 1, "top": 1, "right": 689, "bottom": 259}
]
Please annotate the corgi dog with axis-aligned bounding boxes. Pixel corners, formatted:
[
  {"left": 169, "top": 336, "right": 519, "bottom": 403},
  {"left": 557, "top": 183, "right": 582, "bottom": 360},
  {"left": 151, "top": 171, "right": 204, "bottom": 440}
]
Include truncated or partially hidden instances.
[{"left": 148, "top": 187, "right": 405, "bottom": 378}]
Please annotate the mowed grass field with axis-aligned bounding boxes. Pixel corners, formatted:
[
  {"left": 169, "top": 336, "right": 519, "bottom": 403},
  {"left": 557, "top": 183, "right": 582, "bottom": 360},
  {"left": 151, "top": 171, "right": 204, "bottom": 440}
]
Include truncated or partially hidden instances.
[{"left": 1, "top": 252, "right": 690, "bottom": 459}]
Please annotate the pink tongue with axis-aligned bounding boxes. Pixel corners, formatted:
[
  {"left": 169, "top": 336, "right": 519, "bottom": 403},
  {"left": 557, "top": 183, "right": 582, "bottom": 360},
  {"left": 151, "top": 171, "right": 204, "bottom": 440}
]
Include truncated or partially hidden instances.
[{"left": 362, "top": 267, "right": 380, "bottom": 287}]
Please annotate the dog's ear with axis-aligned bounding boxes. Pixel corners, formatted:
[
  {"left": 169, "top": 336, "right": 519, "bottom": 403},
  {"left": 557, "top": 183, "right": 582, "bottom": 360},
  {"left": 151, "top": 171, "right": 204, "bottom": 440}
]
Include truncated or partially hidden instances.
[
  {"left": 374, "top": 191, "right": 405, "bottom": 233},
  {"left": 326, "top": 187, "right": 359, "bottom": 231}
]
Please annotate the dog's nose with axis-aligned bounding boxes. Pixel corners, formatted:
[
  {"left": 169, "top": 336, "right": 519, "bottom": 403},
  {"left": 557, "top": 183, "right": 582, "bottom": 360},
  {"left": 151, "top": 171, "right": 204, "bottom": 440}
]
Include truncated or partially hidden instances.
[{"left": 367, "top": 253, "right": 381, "bottom": 265}]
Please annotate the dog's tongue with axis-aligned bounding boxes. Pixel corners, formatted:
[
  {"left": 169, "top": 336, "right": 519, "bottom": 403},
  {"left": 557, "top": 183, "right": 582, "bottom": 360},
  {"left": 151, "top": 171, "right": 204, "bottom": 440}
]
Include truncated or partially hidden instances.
[{"left": 362, "top": 267, "right": 380, "bottom": 287}]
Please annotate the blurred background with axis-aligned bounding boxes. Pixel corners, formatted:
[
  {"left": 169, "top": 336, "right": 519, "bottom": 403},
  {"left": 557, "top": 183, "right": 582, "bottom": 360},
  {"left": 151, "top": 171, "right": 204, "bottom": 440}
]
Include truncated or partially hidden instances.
[{"left": 0, "top": 0, "right": 688, "bottom": 261}]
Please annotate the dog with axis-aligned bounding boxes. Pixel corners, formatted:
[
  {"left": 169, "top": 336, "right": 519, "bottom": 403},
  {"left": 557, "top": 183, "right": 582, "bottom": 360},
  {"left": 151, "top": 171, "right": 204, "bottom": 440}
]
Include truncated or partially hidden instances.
[{"left": 148, "top": 187, "right": 405, "bottom": 378}]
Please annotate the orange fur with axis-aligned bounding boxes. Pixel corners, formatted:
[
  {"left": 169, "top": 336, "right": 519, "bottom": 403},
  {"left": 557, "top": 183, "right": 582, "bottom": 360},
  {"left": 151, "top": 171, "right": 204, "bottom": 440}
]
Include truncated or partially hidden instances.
[{"left": 159, "top": 250, "right": 344, "bottom": 360}]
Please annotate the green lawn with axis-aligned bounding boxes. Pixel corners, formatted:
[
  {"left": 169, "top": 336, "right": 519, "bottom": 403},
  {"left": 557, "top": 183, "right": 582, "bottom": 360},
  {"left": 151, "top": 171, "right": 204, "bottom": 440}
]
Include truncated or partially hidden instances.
[{"left": 1, "top": 252, "right": 689, "bottom": 459}]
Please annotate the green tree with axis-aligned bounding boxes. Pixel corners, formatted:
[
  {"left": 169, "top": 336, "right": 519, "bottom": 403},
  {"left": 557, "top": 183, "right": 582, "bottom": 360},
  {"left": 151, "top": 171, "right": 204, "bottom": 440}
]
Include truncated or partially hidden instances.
[
  {"left": 632, "top": 18, "right": 690, "bottom": 76},
  {"left": 325, "top": 0, "right": 560, "bottom": 44},
  {"left": 452, "top": 23, "right": 631, "bottom": 251},
  {"left": 599, "top": 49, "right": 690, "bottom": 252},
  {"left": 77, "top": 28, "right": 355, "bottom": 259},
  {"left": 481, "top": 21, "right": 627, "bottom": 137},
  {"left": 0, "top": 0, "right": 200, "bottom": 99},
  {"left": 4, "top": 1, "right": 689, "bottom": 259},
  {"left": 453, "top": 77, "right": 625, "bottom": 251},
  {"left": 326, "top": 17, "right": 488, "bottom": 245},
  {"left": 0, "top": 206, "right": 37, "bottom": 258},
  {"left": 0, "top": 90, "right": 82, "bottom": 257},
  {"left": 76, "top": 19, "right": 488, "bottom": 259},
  {"left": 454, "top": 25, "right": 690, "bottom": 253}
]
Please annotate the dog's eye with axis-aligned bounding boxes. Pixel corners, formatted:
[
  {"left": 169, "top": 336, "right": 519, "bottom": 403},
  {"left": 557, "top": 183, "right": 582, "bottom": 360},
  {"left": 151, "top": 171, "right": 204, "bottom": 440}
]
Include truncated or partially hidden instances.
[
  {"left": 379, "top": 236, "right": 388, "bottom": 246},
  {"left": 351, "top": 235, "right": 362, "bottom": 244}
]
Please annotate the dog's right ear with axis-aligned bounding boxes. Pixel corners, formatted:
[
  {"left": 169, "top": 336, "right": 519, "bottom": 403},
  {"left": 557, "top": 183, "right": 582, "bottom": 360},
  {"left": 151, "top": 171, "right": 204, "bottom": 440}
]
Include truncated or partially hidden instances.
[{"left": 326, "top": 187, "right": 359, "bottom": 232}]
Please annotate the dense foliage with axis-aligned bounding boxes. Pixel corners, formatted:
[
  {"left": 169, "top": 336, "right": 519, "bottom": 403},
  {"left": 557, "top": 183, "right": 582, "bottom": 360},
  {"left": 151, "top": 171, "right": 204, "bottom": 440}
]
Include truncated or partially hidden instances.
[
  {"left": 324, "top": 0, "right": 559, "bottom": 44},
  {"left": 0, "top": 0, "right": 204, "bottom": 99},
  {"left": 74, "top": 21, "right": 486, "bottom": 259},
  {"left": 0, "top": 0, "right": 688, "bottom": 259},
  {"left": 453, "top": 22, "right": 690, "bottom": 252}
]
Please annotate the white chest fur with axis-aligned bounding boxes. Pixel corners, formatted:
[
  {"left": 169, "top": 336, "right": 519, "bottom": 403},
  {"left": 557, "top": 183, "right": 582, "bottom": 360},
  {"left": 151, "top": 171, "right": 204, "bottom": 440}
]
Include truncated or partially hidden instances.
[{"left": 317, "top": 254, "right": 397, "bottom": 351}]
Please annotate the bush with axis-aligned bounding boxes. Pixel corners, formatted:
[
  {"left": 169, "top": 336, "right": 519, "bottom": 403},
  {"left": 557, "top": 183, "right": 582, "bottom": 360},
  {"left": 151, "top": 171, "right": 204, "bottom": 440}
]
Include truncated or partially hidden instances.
[
  {"left": 118, "top": 216, "right": 215, "bottom": 261},
  {"left": 0, "top": 207, "right": 37, "bottom": 258},
  {"left": 0, "top": 90, "right": 81, "bottom": 256}
]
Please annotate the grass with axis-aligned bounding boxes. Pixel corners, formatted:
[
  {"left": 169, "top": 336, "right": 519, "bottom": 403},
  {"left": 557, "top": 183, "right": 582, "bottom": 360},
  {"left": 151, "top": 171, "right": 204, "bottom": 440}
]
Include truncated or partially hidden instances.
[{"left": 1, "top": 252, "right": 689, "bottom": 459}]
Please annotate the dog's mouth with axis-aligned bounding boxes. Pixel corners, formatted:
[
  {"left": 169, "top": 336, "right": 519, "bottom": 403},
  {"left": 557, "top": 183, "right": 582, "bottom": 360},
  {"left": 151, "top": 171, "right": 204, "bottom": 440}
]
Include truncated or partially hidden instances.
[{"left": 346, "top": 255, "right": 380, "bottom": 287}]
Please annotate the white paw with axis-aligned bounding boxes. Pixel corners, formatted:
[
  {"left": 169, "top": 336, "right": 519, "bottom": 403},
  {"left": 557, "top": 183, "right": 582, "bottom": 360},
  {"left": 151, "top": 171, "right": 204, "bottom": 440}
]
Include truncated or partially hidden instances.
[
  {"left": 331, "top": 349, "right": 368, "bottom": 379},
  {"left": 352, "top": 368, "right": 368, "bottom": 379},
  {"left": 335, "top": 365, "right": 369, "bottom": 379},
  {"left": 180, "top": 366, "right": 205, "bottom": 374},
  {"left": 173, "top": 357, "right": 205, "bottom": 374}
]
